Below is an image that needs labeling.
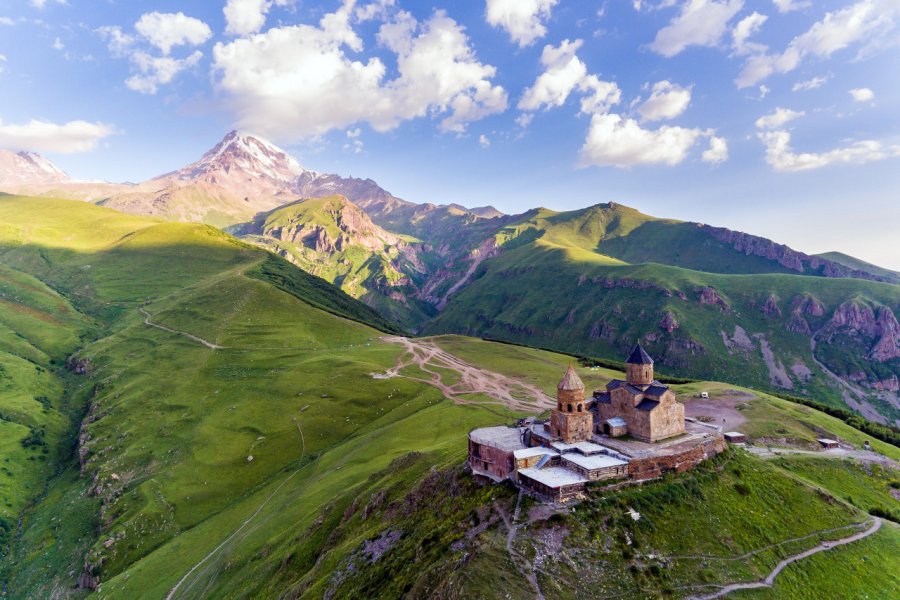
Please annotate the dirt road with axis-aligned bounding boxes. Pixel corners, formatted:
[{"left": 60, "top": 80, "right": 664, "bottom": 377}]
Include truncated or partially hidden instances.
[
  {"left": 682, "top": 390, "right": 752, "bottom": 433},
  {"left": 686, "top": 518, "right": 882, "bottom": 599},
  {"left": 378, "top": 336, "right": 554, "bottom": 413}
]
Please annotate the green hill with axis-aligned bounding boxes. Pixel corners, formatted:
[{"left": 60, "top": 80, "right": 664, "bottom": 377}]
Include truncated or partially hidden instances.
[
  {"left": 1, "top": 195, "right": 897, "bottom": 599},
  {"left": 424, "top": 203, "right": 900, "bottom": 425},
  {"left": 815, "top": 251, "right": 900, "bottom": 283}
]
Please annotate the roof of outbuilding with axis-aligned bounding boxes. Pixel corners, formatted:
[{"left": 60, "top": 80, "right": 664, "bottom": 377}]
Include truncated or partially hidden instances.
[
  {"left": 558, "top": 364, "right": 585, "bottom": 391},
  {"left": 626, "top": 344, "right": 654, "bottom": 365}
]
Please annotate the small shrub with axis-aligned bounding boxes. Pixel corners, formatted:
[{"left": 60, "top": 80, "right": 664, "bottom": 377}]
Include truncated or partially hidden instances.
[{"left": 734, "top": 483, "right": 751, "bottom": 496}]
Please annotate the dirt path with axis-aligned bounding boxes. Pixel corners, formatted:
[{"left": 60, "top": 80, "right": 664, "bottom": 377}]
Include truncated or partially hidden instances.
[
  {"left": 501, "top": 490, "right": 546, "bottom": 600},
  {"left": 745, "top": 445, "right": 899, "bottom": 469},
  {"left": 140, "top": 307, "right": 224, "bottom": 350},
  {"left": 166, "top": 419, "right": 306, "bottom": 600},
  {"left": 685, "top": 518, "right": 882, "bottom": 599},
  {"left": 378, "top": 336, "right": 554, "bottom": 412}
]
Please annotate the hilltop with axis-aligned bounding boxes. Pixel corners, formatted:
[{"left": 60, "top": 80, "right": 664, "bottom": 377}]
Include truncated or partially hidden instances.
[{"left": 0, "top": 197, "right": 895, "bottom": 598}]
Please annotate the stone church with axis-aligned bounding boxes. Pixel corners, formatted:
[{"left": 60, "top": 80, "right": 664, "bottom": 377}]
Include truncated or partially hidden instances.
[
  {"left": 593, "top": 344, "right": 685, "bottom": 442},
  {"left": 548, "top": 344, "right": 685, "bottom": 444}
]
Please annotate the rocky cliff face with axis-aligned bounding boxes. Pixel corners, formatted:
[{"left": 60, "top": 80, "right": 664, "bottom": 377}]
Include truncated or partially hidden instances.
[
  {"left": 826, "top": 302, "right": 900, "bottom": 362},
  {"left": 699, "top": 224, "right": 898, "bottom": 284}
]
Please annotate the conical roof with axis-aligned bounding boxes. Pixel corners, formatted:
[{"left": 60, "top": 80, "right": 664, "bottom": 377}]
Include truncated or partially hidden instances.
[
  {"left": 557, "top": 364, "right": 585, "bottom": 391},
  {"left": 626, "top": 344, "right": 653, "bottom": 365}
]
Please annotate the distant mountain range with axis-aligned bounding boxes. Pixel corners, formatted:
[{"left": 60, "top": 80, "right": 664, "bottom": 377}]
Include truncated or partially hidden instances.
[{"left": 2, "top": 132, "right": 899, "bottom": 424}]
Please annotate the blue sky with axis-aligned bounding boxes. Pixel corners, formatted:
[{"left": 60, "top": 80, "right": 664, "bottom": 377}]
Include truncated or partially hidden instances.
[{"left": 1, "top": 0, "right": 898, "bottom": 268}]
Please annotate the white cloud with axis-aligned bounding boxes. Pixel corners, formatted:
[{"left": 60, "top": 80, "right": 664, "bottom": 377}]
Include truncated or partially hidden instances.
[
  {"left": 649, "top": 0, "right": 744, "bottom": 57},
  {"left": 755, "top": 106, "right": 805, "bottom": 129},
  {"left": 479, "top": 133, "right": 491, "bottom": 148},
  {"left": 772, "top": 0, "right": 809, "bottom": 13},
  {"left": 52, "top": 37, "right": 64, "bottom": 51},
  {"left": 0, "top": 17, "right": 14, "bottom": 26},
  {"left": 703, "top": 135, "right": 729, "bottom": 163},
  {"left": 346, "top": 127, "right": 361, "bottom": 138},
  {"left": 356, "top": 0, "right": 395, "bottom": 22},
  {"left": 134, "top": 12, "right": 212, "bottom": 55},
  {"left": 515, "top": 113, "right": 534, "bottom": 128},
  {"left": 850, "top": 87, "right": 875, "bottom": 102},
  {"left": 637, "top": 80, "right": 691, "bottom": 121},
  {"left": 518, "top": 39, "right": 621, "bottom": 115},
  {"left": 736, "top": 0, "right": 900, "bottom": 88},
  {"left": 759, "top": 130, "right": 900, "bottom": 171},
  {"left": 485, "top": 0, "right": 558, "bottom": 47},
  {"left": 731, "top": 11, "right": 767, "bottom": 56},
  {"left": 0, "top": 54, "right": 5, "bottom": 75},
  {"left": 29, "top": 0, "right": 66, "bottom": 9},
  {"left": 0, "top": 118, "right": 114, "bottom": 153},
  {"left": 213, "top": 7, "right": 507, "bottom": 139},
  {"left": 792, "top": 75, "right": 828, "bottom": 91},
  {"left": 126, "top": 51, "right": 203, "bottom": 95},
  {"left": 759, "top": 84, "right": 770, "bottom": 98},
  {"left": 100, "top": 13, "right": 210, "bottom": 95},
  {"left": 580, "top": 113, "right": 720, "bottom": 167},
  {"left": 224, "top": 0, "right": 294, "bottom": 36}
]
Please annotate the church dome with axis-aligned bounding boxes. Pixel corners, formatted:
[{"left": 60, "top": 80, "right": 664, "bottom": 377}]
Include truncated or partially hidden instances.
[
  {"left": 557, "top": 364, "right": 585, "bottom": 391},
  {"left": 626, "top": 344, "right": 653, "bottom": 365}
]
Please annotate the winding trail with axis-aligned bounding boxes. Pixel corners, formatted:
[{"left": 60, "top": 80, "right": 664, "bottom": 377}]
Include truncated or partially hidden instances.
[
  {"left": 140, "top": 307, "right": 224, "bottom": 350},
  {"left": 378, "top": 336, "right": 554, "bottom": 412},
  {"left": 165, "top": 419, "right": 306, "bottom": 600},
  {"left": 685, "top": 518, "right": 882, "bottom": 600},
  {"left": 501, "top": 490, "right": 546, "bottom": 600}
]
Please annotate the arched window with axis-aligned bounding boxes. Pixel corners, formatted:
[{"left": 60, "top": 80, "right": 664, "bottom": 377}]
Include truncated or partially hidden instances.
[
  {"left": 577, "top": 404, "right": 583, "bottom": 412},
  {"left": 557, "top": 402, "right": 562, "bottom": 411},
  {"left": 567, "top": 403, "right": 573, "bottom": 412}
]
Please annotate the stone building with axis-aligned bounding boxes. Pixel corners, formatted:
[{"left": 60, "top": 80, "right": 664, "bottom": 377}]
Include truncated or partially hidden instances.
[
  {"left": 593, "top": 345, "right": 685, "bottom": 442},
  {"left": 549, "top": 365, "right": 593, "bottom": 443}
]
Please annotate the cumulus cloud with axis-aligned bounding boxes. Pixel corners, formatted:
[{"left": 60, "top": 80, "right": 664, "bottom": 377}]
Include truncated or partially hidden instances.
[
  {"left": 518, "top": 39, "right": 621, "bottom": 115},
  {"left": 134, "top": 12, "right": 212, "bottom": 55},
  {"left": 755, "top": 107, "right": 805, "bottom": 129},
  {"left": 100, "top": 12, "right": 212, "bottom": 95},
  {"left": 485, "top": 0, "right": 558, "bottom": 47},
  {"left": 850, "top": 87, "right": 875, "bottom": 102},
  {"left": 792, "top": 75, "right": 828, "bottom": 91},
  {"left": 0, "top": 118, "right": 114, "bottom": 153},
  {"left": 126, "top": 51, "right": 203, "bottom": 94},
  {"left": 736, "top": 0, "right": 900, "bottom": 88},
  {"left": 224, "top": 0, "right": 294, "bottom": 36},
  {"left": 213, "top": 6, "right": 507, "bottom": 139},
  {"left": 479, "top": 134, "right": 491, "bottom": 148},
  {"left": 0, "top": 17, "right": 14, "bottom": 26},
  {"left": 649, "top": 0, "right": 744, "bottom": 57},
  {"left": 759, "top": 130, "right": 900, "bottom": 171},
  {"left": 580, "top": 113, "right": 720, "bottom": 167},
  {"left": 703, "top": 135, "right": 729, "bottom": 163},
  {"left": 771, "top": 0, "right": 809, "bottom": 12},
  {"left": 731, "top": 11, "right": 767, "bottom": 56},
  {"left": 637, "top": 80, "right": 691, "bottom": 121}
]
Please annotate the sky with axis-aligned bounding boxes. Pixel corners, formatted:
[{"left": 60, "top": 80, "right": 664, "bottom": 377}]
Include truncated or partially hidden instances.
[{"left": 0, "top": 0, "right": 899, "bottom": 268}]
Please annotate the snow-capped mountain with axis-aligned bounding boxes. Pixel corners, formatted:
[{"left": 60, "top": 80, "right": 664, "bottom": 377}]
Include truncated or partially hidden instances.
[
  {"left": 0, "top": 150, "right": 70, "bottom": 185},
  {"left": 158, "top": 130, "right": 308, "bottom": 190}
]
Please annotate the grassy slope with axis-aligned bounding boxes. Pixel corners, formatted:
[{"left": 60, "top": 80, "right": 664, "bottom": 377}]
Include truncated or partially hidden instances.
[
  {"left": 425, "top": 205, "right": 900, "bottom": 421},
  {"left": 816, "top": 251, "right": 900, "bottom": 282},
  {"left": 0, "top": 196, "right": 895, "bottom": 599}
]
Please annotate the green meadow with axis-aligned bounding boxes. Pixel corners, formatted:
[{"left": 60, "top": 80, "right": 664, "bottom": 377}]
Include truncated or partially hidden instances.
[{"left": 0, "top": 195, "right": 896, "bottom": 599}]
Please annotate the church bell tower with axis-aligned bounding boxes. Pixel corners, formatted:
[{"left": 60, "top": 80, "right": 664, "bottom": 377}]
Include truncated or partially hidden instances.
[{"left": 550, "top": 365, "right": 593, "bottom": 443}]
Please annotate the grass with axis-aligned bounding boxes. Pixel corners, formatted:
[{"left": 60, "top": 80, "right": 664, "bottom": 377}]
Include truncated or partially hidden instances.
[
  {"left": 423, "top": 202, "right": 900, "bottom": 422},
  {"left": 730, "top": 522, "right": 900, "bottom": 600},
  {"left": 0, "top": 195, "right": 896, "bottom": 600}
]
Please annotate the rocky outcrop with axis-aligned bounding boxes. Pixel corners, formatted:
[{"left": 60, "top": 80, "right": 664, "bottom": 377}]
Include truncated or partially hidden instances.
[
  {"left": 699, "top": 224, "right": 897, "bottom": 284},
  {"left": 762, "top": 295, "right": 782, "bottom": 317},
  {"left": 695, "top": 286, "right": 730, "bottom": 311},
  {"left": 659, "top": 311, "right": 679, "bottom": 333},
  {"left": 792, "top": 295, "right": 825, "bottom": 317},
  {"left": 826, "top": 301, "right": 900, "bottom": 362},
  {"left": 785, "top": 314, "right": 812, "bottom": 335}
]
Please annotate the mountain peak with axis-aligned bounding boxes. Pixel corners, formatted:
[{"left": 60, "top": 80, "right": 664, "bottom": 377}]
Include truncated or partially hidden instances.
[
  {"left": 161, "top": 130, "right": 307, "bottom": 186},
  {"left": 0, "top": 149, "right": 70, "bottom": 185}
]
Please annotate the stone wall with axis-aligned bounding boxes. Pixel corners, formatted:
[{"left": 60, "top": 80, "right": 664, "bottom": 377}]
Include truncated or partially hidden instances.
[
  {"left": 647, "top": 392, "right": 685, "bottom": 442},
  {"left": 627, "top": 436, "right": 727, "bottom": 481},
  {"left": 550, "top": 409, "right": 593, "bottom": 443},
  {"left": 627, "top": 363, "right": 653, "bottom": 385},
  {"left": 468, "top": 439, "right": 515, "bottom": 481},
  {"left": 563, "top": 459, "right": 628, "bottom": 482}
]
